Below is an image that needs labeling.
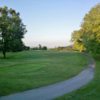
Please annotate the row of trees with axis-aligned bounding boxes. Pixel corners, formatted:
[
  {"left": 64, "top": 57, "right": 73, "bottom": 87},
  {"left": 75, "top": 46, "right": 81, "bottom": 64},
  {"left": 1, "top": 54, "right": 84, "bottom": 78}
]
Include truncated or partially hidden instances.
[
  {"left": 0, "top": 6, "right": 27, "bottom": 58},
  {"left": 32, "top": 44, "right": 47, "bottom": 50},
  {"left": 1, "top": 4, "right": 99, "bottom": 58},
  {"left": 72, "top": 4, "right": 100, "bottom": 54}
]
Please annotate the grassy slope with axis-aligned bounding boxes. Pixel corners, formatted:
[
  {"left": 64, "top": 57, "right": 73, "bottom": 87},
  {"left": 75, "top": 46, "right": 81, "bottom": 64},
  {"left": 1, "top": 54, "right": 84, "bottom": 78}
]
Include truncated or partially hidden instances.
[
  {"left": 0, "top": 50, "right": 87, "bottom": 96},
  {"left": 56, "top": 55, "right": 100, "bottom": 100}
]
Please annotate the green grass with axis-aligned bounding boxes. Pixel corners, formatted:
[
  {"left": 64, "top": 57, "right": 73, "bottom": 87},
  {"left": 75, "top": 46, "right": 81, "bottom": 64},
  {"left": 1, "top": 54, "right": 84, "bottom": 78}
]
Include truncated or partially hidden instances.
[
  {"left": 56, "top": 55, "right": 100, "bottom": 100},
  {"left": 0, "top": 50, "right": 87, "bottom": 96}
]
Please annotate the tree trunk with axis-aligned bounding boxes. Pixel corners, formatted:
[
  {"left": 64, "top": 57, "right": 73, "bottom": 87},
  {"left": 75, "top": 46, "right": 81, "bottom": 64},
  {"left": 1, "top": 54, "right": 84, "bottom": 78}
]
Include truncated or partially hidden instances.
[
  {"left": 3, "top": 50, "right": 6, "bottom": 58},
  {"left": 2, "top": 38, "right": 6, "bottom": 59}
]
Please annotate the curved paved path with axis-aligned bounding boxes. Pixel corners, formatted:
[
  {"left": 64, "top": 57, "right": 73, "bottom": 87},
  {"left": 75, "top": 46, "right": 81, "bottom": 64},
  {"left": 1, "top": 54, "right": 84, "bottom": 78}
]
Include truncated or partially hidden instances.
[{"left": 0, "top": 55, "right": 95, "bottom": 100}]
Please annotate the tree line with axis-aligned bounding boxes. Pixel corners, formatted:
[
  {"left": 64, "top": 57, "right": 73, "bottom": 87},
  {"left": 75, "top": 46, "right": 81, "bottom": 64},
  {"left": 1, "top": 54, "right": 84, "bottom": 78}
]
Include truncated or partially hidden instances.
[
  {"left": 72, "top": 4, "right": 100, "bottom": 55},
  {"left": 32, "top": 44, "right": 47, "bottom": 50}
]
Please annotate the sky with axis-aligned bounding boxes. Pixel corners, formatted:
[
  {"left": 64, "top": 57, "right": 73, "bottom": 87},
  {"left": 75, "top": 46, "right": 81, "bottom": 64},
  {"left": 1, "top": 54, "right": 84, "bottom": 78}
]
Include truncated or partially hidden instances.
[{"left": 0, "top": 0, "right": 100, "bottom": 48}]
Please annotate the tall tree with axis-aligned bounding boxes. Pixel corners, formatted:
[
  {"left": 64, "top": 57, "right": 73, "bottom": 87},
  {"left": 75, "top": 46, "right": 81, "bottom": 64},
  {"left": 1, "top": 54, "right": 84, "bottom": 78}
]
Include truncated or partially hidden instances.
[
  {"left": 0, "top": 6, "right": 26, "bottom": 58},
  {"left": 81, "top": 4, "right": 100, "bottom": 54},
  {"left": 72, "top": 4, "right": 100, "bottom": 54}
]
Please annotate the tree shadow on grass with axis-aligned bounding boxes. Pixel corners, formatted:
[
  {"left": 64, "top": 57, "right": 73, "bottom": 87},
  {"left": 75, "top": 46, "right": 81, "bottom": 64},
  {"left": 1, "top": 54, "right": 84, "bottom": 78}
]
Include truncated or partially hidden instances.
[{"left": 0, "top": 53, "right": 14, "bottom": 60}]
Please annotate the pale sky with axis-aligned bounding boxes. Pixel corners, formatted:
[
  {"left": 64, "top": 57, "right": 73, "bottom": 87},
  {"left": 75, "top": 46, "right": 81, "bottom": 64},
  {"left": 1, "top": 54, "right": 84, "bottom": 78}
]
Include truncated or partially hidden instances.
[{"left": 0, "top": 0, "right": 100, "bottom": 48}]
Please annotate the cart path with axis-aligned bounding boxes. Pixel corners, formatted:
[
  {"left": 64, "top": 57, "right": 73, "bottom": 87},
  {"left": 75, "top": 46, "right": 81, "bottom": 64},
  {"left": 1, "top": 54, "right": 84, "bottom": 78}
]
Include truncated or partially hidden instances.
[{"left": 0, "top": 57, "right": 95, "bottom": 100}]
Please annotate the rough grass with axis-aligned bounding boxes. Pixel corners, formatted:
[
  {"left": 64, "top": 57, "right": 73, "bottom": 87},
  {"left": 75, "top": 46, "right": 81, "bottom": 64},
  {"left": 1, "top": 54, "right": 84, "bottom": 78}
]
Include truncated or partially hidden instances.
[
  {"left": 0, "top": 50, "right": 87, "bottom": 96},
  {"left": 55, "top": 54, "right": 100, "bottom": 100}
]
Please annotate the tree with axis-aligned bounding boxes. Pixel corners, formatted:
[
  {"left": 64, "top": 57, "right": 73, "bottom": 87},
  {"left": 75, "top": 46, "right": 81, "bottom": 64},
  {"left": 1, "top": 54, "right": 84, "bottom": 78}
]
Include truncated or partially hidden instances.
[
  {"left": 71, "top": 30, "right": 85, "bottom": 52},
  {"left": 72, "top": 4, "right": 100, "bottom": 54},
  {"left": 39, "top": 44, "right": 42, "bottom": 50},
  {"left": 0, "top": 6, "right": 26, "bottom": 58},
  {"left": 42, "top": 46, "right": 47, "bottom": 50},
  {"left": 81, "top": 4, "right": 100, "bottom": 54}
]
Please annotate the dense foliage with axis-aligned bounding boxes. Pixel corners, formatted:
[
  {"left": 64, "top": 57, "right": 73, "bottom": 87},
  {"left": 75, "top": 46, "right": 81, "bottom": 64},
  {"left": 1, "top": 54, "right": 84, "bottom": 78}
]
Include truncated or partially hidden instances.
[
  {"left": 72, "top": 4, "right": 100, "bottom": 54},
  {"left": 0, "top": 6, "right": 26, "bottom": 58}
]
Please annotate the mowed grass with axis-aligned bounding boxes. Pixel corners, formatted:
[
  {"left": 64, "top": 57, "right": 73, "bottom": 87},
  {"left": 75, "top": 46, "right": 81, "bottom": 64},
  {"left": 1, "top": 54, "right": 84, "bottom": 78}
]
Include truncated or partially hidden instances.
[
  {"left": 56, "top": 55, "right": 100, "bottom": 100},
  {"left": 0, "top": 50, "right": 87, "bottom": 96}
]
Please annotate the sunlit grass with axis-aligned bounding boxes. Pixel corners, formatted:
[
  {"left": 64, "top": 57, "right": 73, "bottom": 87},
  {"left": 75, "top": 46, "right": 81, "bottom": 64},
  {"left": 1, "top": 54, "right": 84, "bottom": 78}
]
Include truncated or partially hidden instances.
[{"left": 0, "top": 50, "right": 87, "bottom": 96}]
